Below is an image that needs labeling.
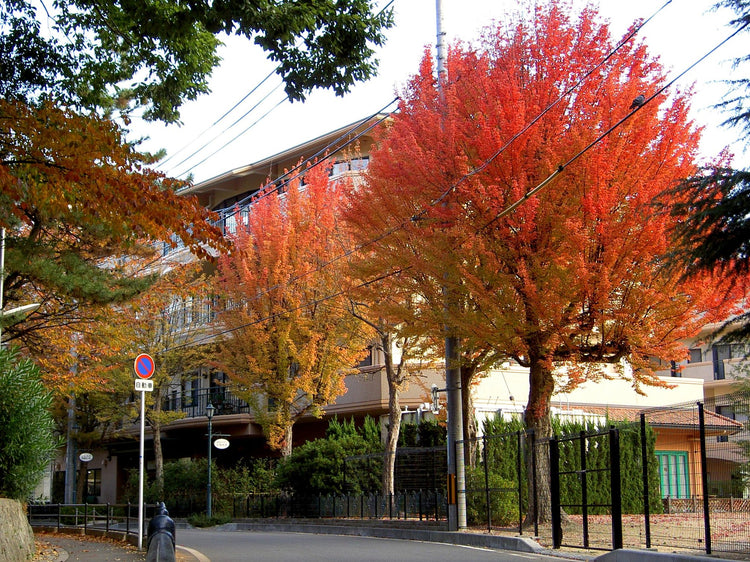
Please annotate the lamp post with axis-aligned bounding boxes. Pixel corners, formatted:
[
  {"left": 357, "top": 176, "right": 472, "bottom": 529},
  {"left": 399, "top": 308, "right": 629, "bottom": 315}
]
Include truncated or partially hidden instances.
[{"left": 206, "top": 402, "right": 215, "bottom": 518}]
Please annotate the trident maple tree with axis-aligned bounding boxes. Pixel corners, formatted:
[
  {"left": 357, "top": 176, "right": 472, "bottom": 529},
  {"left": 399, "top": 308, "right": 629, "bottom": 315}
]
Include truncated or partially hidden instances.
[
  {"left": 350, "top": 1, "right": 745, "bottom": 520},
  {"left": 214, "top": 162, "right": 372, "bottom": 456}
]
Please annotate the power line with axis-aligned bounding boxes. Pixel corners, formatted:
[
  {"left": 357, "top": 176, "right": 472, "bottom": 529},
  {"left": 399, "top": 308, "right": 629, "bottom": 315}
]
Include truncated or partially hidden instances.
[
  {"left": 214, "top": 99, "right": 399, "bottom": 217},
  {"left": 175, "top": 95, "right": 289, "bottom": 178},
  {"left": 157, "top": 1, "right": 728, "bottom": 353},
  {"left": 479, "top": 15, "right": 750, "bottom": 232},
  {"left": 159, "top": 0, "right": 397, "bottom": 177},
  {"left": 159, "top": 68, "right": 280, "bottom": 168}
]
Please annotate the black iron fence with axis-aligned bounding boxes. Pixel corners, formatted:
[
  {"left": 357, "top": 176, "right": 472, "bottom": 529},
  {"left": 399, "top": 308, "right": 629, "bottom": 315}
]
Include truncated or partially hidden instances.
[
  {"left": 27, "top": 502, "right": 160, "bottom": 536},
  {"left": 36, "top": 394, "right": 747, "bottom": 557},
  {"left": 222, "top": 490, "right": 447, "bottom": 522},
  {"left": 454, "top": 392, "right": 750, "bottom": 557},
  {"left": 162, "top": 387, "right": 250, "bottom": 418}
]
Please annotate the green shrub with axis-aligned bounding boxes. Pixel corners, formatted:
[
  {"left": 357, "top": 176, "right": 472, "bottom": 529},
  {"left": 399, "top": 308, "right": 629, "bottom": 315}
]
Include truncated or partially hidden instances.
[
  {"left": 187, "top": 513, "right": 231, "bottom": 527},
  {"left": 398, "top": 419, "right": 446, "bottom": 447},
  {"left": 481, "top": 416, "right": 663, "bottom": 516},
  {"left": 464, "top": 466, "right": 517, "bottom": 527},
  {"left": 275, "top": 416, "right": 382, "bottom": 495},
  {"left": 0, "top": 347, "right": 58, "bottom": 499}
]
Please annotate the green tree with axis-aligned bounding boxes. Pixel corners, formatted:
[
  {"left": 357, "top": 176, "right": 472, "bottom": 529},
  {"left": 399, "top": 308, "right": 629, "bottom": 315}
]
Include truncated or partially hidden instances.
[
  {"left": 667, "top": 1, "right": 750, "bottom": 283},
  {"left": 2, "top": 0, "right": 393, "bottom": 122},
  {"left": 0, "top": 347, "right": 57, "bottom": 499}
]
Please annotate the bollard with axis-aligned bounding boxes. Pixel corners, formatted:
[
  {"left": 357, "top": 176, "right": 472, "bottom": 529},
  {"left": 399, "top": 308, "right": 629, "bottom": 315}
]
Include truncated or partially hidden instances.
[{"left": 146, "top": 502, "right": 176, "bottom": 562}]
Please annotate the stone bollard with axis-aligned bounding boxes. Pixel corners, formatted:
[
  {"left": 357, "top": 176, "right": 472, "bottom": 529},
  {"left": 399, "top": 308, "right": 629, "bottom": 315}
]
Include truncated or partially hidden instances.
[{"left": 146, "top": 502, "right": 176, "bottom": 562}]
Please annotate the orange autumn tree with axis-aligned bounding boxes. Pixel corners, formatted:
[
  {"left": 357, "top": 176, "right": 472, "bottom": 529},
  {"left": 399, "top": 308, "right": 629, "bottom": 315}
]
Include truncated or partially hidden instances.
[
  {"left": 0, "top": 99, "right": 228, "bottom": 356},
  {"left": 112, "top": 262, "right": 214, "bottom": 495},
  {"left": 35, "top": 260, "right": 214, "bottom": 499},
  {"left": 214, "top": 162, "right": 372, "bottom": 456},
  {"left": 351, "top": 1, "right": 744, "bottom": 520}
]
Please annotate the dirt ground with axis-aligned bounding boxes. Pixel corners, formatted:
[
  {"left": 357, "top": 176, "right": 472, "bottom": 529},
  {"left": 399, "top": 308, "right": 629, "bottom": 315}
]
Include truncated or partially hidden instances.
[{"left": 480, "top": 512, "right": 750, "bottom": 560}]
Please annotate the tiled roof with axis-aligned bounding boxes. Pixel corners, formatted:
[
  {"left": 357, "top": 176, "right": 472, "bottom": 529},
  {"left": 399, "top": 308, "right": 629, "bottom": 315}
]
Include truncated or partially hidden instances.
[{"left": 562, "top": 404, "right": 743, "bottom": 433}]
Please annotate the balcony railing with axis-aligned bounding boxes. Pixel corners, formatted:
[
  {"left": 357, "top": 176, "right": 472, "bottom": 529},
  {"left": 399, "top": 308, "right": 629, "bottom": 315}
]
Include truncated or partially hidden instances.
[{"left": 163, "top": 387, "right": 250, "bottom": 418}]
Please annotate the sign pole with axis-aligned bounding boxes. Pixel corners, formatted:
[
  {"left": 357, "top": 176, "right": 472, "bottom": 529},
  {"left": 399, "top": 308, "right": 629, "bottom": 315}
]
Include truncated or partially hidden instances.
[
  {"left": 133, "top": 353, "right": 155, "bottom": 551},
  {"left": 138, "top": 388, "right": 145, "bottom": 549}
]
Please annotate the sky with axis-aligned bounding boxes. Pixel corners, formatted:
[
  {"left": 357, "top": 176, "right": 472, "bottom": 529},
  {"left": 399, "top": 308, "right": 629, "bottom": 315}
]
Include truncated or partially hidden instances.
[{"left": 130, "top": 0, "right": 748, "bottom": 185}]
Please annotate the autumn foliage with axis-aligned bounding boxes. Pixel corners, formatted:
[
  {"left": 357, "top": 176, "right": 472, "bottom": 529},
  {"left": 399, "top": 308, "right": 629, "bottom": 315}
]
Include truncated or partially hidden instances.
[
  {"left": 0, "top": 99, "right": 228, "bottom": 355},
  {"left": 346, "top": 1, "right": 745, "bottom": 516},
  {"left": 213, "top": 162, "right": 372, "bottom": 455}
]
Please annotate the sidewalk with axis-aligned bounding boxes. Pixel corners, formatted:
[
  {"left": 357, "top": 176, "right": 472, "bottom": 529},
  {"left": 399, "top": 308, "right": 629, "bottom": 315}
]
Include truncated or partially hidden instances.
[
  {"left": 33, "top": 532, "right": 145, "bottom": 561},
  {"left": 33, "top": 531, "right": 204, "bottom": 562}
]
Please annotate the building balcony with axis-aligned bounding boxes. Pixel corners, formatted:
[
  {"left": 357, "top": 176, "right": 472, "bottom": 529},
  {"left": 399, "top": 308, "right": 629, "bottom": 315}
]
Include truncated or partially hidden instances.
[{"left": 163, "top": 387, "right": 250, "bottom": 418}]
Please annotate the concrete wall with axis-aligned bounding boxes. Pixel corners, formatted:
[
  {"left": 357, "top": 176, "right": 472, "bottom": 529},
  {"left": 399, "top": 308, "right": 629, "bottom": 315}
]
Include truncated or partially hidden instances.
[{"left": 473, "top": 364, "right": 704, "bottom": 414}]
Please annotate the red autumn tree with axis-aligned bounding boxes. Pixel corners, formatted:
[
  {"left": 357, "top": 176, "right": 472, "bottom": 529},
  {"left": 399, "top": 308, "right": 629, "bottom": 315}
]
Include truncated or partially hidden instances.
[
  {"left": 349, "top": 1, "right": 744, "bottom": 521},
  {"left": 213, "top": 162, "right": 372, "bottom": 456}
]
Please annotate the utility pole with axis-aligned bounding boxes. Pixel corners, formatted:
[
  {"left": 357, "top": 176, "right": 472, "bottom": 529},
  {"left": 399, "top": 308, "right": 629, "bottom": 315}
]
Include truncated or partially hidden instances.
[{"left": 435, "top": 0, "right": 466, "bottom": 531}]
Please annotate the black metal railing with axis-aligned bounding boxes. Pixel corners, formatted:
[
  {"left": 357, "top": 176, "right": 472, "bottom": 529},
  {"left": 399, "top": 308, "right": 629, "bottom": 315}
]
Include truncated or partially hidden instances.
[
  {"left": 162, "top": 387, "right": 250, "bottom": 418},
  {"left": 223, "top": 490, "right": 447, "bottom": 522},
  {"left": 27, "top": 502, "right": 159, "bottom": 537}
]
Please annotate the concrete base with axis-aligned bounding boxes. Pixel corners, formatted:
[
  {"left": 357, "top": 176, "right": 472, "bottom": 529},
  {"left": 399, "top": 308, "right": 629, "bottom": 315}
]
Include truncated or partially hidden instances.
[{"left": 594, "top": 548, "right": 738, "bottom": 562}]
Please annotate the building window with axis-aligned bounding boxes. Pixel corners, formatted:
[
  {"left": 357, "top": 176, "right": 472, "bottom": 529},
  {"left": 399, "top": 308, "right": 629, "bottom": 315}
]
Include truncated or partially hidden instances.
[
  {"left": 688, "top": 348, "right": 703, "bottom": 363},
  {"left": 670, "top": 361, "right": 681, "bottom": 377},
  {"left": 712, "top": 344, "right": 731, "bottom": 380},
  {"left": 656, "top": 451, "right": 690, "bottom": 499},
  {"left": 86, "top": 468, "right": 101, "bottom": 501},
  {"left": 358, "top": 345, "right": 374, "bottom": 368}
]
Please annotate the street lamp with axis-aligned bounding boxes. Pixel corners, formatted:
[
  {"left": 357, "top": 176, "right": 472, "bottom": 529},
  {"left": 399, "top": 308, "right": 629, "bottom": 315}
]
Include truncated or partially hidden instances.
[{"left": 206, "top": 402, "right": 215, "bottom": 518}]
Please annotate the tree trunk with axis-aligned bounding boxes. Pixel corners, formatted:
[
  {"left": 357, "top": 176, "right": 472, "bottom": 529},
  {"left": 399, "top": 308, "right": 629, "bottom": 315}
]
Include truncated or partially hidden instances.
[
  {"left": 524, "top": 357, "right": 555, "bottom": 525},
  {"left": 151, "top": 388, "right": 166, "bottom": 499},
  {"left": 152, "top": 418, "right": 163, "bottom": 499},
  {"left": 382, "top": 333, "right": 403, "bottom": 499},
  {"left": 280, "top": 424, "right": 293, "bottom": 457},
  {"left": 383, "top": 372, "right": 401, "bottom": 497},
  {"left": 460, "top": 364, "right": 478, "bottom": 468},
  {"left": 75, "top": 460, "right": 88, "bottom": 502}
]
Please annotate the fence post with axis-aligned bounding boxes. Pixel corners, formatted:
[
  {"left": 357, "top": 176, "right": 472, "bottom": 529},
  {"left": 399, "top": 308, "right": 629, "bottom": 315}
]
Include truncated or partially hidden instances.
[
  {"left": 550, "top": 435, "right": 562, "bottom": 549},
  {"left": 57, "top": 503, "right": 61, "bottom": 532},
  {"left": 516, "top": 430, "right": 523, "bottom": 536},
  {"left": 530, "top": 430, "right": 539, "bottom": 537},
  {"left": 698, "top": 402, "right": 712, "bottom": 555},
  {"left": 126, "top": 502, "right": 130, "bottom": 536},
  {"left": 483, "top": 433, "right": 491, "bottom": 532},
  {"left": 640, "top": 413, "right": 652, "bottom": 549},
  {"left": 580, "top": 431, "right": 589, "bottom": 550},
  {"left": 106, "top": 503, "right": 110, "bottom": 533},
  {"left": 609, "top": 427, "right": 623, "bottom": 550}
]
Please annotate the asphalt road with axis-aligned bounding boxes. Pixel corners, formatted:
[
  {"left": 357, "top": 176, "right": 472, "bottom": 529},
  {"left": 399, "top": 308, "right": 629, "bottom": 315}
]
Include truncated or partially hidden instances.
[{"left": 176, "top": 529, "right": 579, "bottom": 562}]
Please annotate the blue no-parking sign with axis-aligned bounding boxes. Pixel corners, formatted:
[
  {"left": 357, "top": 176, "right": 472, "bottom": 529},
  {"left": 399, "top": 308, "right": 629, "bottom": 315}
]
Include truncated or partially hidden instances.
[{"left": 134, "top": 353, "right": 155, "bottom": 379}]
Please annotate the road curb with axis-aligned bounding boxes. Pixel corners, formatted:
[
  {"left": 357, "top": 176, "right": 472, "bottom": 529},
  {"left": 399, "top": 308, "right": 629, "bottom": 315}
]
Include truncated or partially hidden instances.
[{"left": 214, "top": 521, "right": 550, "bottom": 554}]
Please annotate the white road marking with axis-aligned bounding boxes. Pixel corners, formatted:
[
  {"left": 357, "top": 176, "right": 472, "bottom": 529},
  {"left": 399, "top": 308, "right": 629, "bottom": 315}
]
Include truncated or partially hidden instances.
[{"left": 177, "top": 544, "right": 211, "bottom": 562}]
